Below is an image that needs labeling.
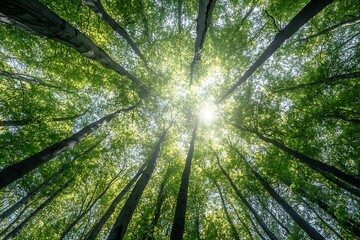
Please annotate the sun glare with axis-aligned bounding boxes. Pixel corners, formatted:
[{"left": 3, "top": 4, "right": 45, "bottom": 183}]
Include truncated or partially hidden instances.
[{"left": 199, "top": 103, "right": 216, "bottom": 124}]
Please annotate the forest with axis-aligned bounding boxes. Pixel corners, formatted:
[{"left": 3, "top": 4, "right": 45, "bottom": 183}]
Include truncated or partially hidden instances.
[{"left": 0, "top": 0, "right": 359, "bottom": 239}]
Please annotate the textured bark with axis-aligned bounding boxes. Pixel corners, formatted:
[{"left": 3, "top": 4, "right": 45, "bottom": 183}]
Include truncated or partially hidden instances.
[
  {"left": 214, "top": 181, "right": 240, "bottom": 240},
  {"left": 170, "top": 125, "right": 198, "bottom": 240},
  {"left": 82, "top": 0, "right": 149, "bottom": 69},
  {"left": 3, "top": 178, "right": 72, "bottom": 240},
  {"left": 252, "top": 170, "right": 325, "bottom": 240},
  {"left": 106, "top": 128, "right": 169, "bottom": 240},
  {"left": 233, "top": 124, "right": 360, "bottom": 193},
  {"left": 85, "top": 162, "right": 147, "bottom": 240},
  {"left": 216, "top": 154, "right": 277, "bottom": 240},
  {"left": 0, "top": 0, "right": 147, "bottom": 93},
  {"left": 190, "top": 0, "right": 217, "bottom": 84},
  {"left": 220, "top": 0, "right": 333, "bottom": 101},
  {"left": 297, "top": 15, "right": 360, "bottom": 42},
  {"left": 274, "top": 72, "right": 360, "bottom": 93},
  {"left": 0, "top": 105, "right": 136, "bottom": 189},
  {"left": 59, "top": 171, "right": 120, "bottom": 239}
]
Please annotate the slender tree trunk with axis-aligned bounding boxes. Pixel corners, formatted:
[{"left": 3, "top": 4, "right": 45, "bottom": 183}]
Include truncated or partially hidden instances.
[
  {"left": 145, "top": 168, "right": 172, "bottom": 240},
  {"left": 248, "top": 216, "right": 267, "bottom": 240},
  {"left": 0, "top": 105, "right": 136, "bottom": 189},
  {"left": 228, "top": 200, "right": 255, "bottom": 240},
  {"left": 251, "top": 170, "right": 325, "bottom": 239},
  {"left": 216, "top": 154, "right": 277, "bottom": 240},
  {"left": 85, "top": 161, "right": 148, "bottom": 240},
  {"left": 190, "top": 0, "right": 217, "bottom": 84},
  {"left": 274, "top": 72, "right": 360, "bottom": 93},
  {"left": 3, "top": 178, "right": 72, "bottom": 240},
  {"left": 170, "top": 124, "right": 198, "bottom": 240},
  {"left": 0, "top": 205, "right": 29, "bottom": 237},
  {"left": 220, "top": 0, "right": 333, "bottom": 101},
  {"left": 297, "top": 15, "right": 360, "bottom": 42},
  {"left": 82, "top": 0, "right": 149, "bottom": 69},
  {"left": 0, "top": 140, "right": 100, "bottom": 220},
  {"left": 281, "top": 177, "right": 360, "bottom": 238},
  {"left": 106, "top": 128, "right": 170, "bottom": 240},
  {"left": 213, "top": 181, "right": 240, "bottom": 240},
  {"left": 0, "top": 0, "right": 147, "bottom": 93},
  {"left": 232, "top": 124, "right": 360, "bottom": 194},
  {"left": 299, "top": 197, "right": 344, "bottom": 240},
  {"left": 263, "top": 204, "right": 291, "bottom": 235},
  {"left": 177, "top": 0, "right": 183, "bottom": 33},
  {"left": 60, "top": 171, "right": 121, "bottom": 239}
]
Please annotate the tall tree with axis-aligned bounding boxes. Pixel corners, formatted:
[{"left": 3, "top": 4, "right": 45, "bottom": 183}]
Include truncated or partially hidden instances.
[{"left": 170, "top": 124, "right": 197, "bottom": 240}]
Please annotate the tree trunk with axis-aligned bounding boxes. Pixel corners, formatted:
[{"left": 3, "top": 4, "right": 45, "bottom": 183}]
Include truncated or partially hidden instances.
[
  {"left": 0, "top": 204, "right": 29, "bottom": 237},
  {"left": 190, "top": 0, "right": 217, "bottom": 84},
  {"left": 145, "top": 168, "right": 172, "bottom": 240},
  {"left": 86, "top": 166, "right": 147, "bottom": 240},
  {"left": 216, "top": 154, "right": 277, "bottom": 240},
  {"left": 228, "top": 200, "right": 255, "bottom": 240},
  {"left": 3, "top": 178, "right": 72, "bottom": 240},
  {"left": 252, "top": 170, "right": 325, "bottom": 240},
  {"left": 220, "top": 0, "right": 333, "bottom": 101},
  {"left": 263, "top": 204, "right": 291, "bottom": 235},
  {"left": 274, "top": 72, "right": 360, "bottom": 93},
  {"left": 60, "top": 171, "right": 121, "bottom": 239},
  {"left": 0, "top": 140, "right": 100, "bottom": 220},
  {"left": 248, "top": 216, "right": 267, "bottom": 240},
  {"left": 0, "top": 105, "right": 136, "bottom": 189},
  {"left": 82, "top": 0, "right": 149, "bottom": 70},
  {"left": 106, "top": 128, "right": 169, "bottom": 240},
  {"left": 0, "top": 0, "right": 147, "bottom": 93},
  {"left": 170, "top": 124, "right": 198, "bottom": 240},
  {"left": 297, "top": 15, "right": 360, "bottom": 42},
  {"left": 213, "top": 181, "right": 240, "bottom": 240},
  {"left": 177, "top": 0, "right": 183, "bottom": 33},
  {"left": 232, "top": 124, "right": 360, "bottom": 194}
]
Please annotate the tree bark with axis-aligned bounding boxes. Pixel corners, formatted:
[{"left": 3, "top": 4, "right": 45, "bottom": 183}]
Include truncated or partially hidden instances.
[
  {"left": 213, "top": 181, "right": 240, "bottom": 240},
  {"left": 60, "top": 171, "right": 121, "bottom": 239},
  {"left": 0, "top": 105, "right": 136, "bottom": 189},
  {"left": 82, "top": 0, "right": 149, "bottom": 70},
  {"left": 0, "top": 0, "right": 147, "bottom": 93},
  {"left": 220, "top": 0, "right": 333, "bottom": 101},
  {"left": 85, "top": 161, "right": 148, "bottom": 240},
  {"left": 232, "top": 124, "right": 360, "bottom": 194},
  {"left": 190, "top": 0, "right": 217, "bottom": 84},
  {"left": 170, "top": 124, "right": 198, "bottom": 240},
  {"left": 248, "top": 216, "right": 267, "bottom": 240},
  {"left": 106, "top": 127, "right": 170, "bottom": 240},
  {"left": 177, "top": 0, "right": 183, "bottom": 34},
  {"left": 216, "top": 153, "right": 277, "bottom": 240},
  {"left": 252, "top": 170, "right": 325, "bottom": 239},
  {"left": 3, "top": 178, "right": 72, "bottom": 240},
  {"left": 297, "top": 15, "right": 360, "bottom": 42},
  {"left": 274, "top": 72, "right": 360, "bottom": 93}
]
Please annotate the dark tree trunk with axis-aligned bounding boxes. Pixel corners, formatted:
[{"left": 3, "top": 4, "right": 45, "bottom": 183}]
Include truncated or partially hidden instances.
[
  {"left": 232, "top": 124, "right": 360, "bottom": 194},
  {"left": 228, "top": 200, "right": 255, "bottom": 240},
  {"left": 106, "top": 128, "right": 170, "bottom": 240},
  {"left": 85, "top": 160, "right": 149, "bottom": 240},
  {"left": 216, "top": 154, "right": 277, "bottom": 240},
  {"left": 190, "top": 0, "right": 217, "bottom": 84},
  {"left": 252, "top": 170, "right": 325, "bottom": 240},
  {"left": 0, "top": 105, "right": 136, "bottom": 189},
  {"left": 274, "top": 72, "right": 360, "bottom": 93},
  {"left": 60, "top": 171, "right": 121, "bottom": 239},
  {"left": 220, "top": 0, "right": 333, "bottom": 101},
  {"left": 170, "top": 125, "right": 198, "bottom": 240},
  {"left": 0, "top": 140, "right": 101, "bottom": 220},
  {"left": 263, "top": 204, "right": 291, "bottom": 235},
  {"left": 0, "top": 205, "right": 29, "bottom": 237},
  {"left": 297, "top": 15, "right": 360, "bottom": 42},
  {"left": 248, "top": 216, "right": 267, "bottom": 240},
  {"left": 214, "top": 181, "right": 240, "bottom": 240},
  {"left": 3, "top": 178, "right": 72, "bottom": 240},
  {"left": 82, "top": 0, "right": 149, "bottom": 70},
  {"left": 0, "top": 0, "right": 147, "bottom": 93},
  {"left": 145, "top": 168, "right": 172, "bottom": 240},
  {"left": 177, "top": 0, "right": 183, "bottom": 33}
]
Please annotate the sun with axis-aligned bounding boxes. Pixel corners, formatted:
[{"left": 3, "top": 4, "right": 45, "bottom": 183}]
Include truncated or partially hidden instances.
[{"left": 199, "top": 102, "right": 216, "bottom": 124}]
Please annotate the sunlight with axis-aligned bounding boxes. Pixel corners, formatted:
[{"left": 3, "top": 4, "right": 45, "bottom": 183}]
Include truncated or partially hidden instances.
[{"left": 199, "top": 102, "right": 216, "bottom": 124}]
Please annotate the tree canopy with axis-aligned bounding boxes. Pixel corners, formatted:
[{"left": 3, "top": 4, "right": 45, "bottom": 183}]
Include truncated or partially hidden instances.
[{"left": 0, "top": 0, "right": 359, "bottom": 239}]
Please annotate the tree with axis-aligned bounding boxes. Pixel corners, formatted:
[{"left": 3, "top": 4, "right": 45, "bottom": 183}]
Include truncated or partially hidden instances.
[{"left": 1, "top": 0, "right": 359, "bottom": 239}]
